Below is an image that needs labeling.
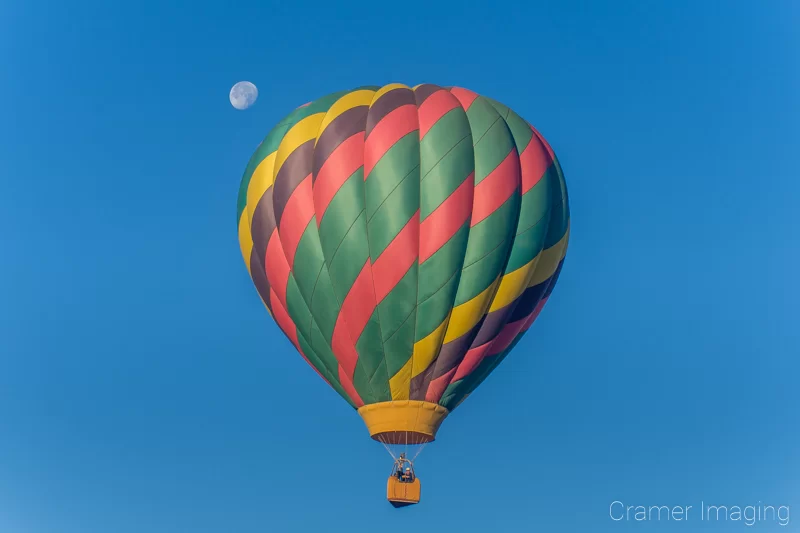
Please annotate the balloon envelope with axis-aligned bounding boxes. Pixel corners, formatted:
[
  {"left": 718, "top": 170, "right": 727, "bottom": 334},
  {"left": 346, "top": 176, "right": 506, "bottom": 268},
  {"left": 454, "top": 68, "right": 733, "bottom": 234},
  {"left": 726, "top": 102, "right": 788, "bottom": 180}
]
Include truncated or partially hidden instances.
[{"left": 236, "top": 84, "right": 570, "bottom": 443}]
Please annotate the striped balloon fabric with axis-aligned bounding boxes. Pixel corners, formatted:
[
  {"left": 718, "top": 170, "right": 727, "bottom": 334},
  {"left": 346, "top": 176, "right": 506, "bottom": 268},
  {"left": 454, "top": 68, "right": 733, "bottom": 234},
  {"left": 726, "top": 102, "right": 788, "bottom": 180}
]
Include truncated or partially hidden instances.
[{"left": 237, "top": 84, "right": 569, "bottom": 444}]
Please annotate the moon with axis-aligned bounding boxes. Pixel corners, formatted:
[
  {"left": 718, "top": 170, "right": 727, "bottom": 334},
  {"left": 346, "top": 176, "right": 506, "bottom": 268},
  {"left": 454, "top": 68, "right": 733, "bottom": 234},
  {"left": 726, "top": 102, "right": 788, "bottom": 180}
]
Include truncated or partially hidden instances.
[{"left": 230, "top": 81, "right": 258, "bottom": 110}]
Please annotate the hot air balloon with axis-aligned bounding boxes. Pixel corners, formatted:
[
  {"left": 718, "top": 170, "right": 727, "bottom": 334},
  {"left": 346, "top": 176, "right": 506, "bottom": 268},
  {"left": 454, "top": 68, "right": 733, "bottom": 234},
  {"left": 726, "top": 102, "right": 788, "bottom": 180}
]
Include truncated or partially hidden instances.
[{"left": 236, "top": 83, "right": 570, "bottom": 507}]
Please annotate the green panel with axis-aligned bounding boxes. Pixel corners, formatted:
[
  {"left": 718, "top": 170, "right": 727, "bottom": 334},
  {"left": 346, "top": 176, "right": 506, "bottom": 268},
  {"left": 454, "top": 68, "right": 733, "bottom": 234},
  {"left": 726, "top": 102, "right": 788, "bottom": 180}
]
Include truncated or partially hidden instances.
[
  {"left": 309, "top": 273, "right": 341, "bottom": 342},
  {"left": 553, "top": 156, "right": 568, "bottom": 206},
  {"left": 367, "top": 358, "right": 392, "bottom": 402},
  {"left": 544, "top": 158, "right": 569, "bottom": 248},
  {"left": 544, "top": 201, "right": 567, "bottom": 249},
  {"left": 516, "top": 167, "right": 554, "bottom": 234},
  {"left": 503, "top": 162, "right": 554, "bottom": 274},
  {"left": 377, "top": 265, "right": 418, "bottom": 341},
  {"left": 301, "top": 318, "right": 343, "bottom": 382},
  {"left": 326, "top": 211, "right": 370, "bottom": 301},
  {"left": 317, "top": 169, "right": 366, "bottom": 261},
  {"left": 366, "top": 171, "right": 420, "bottom": 259},
  {"left": 418, "top": 223, "right": 470, "bottom": 301},
  {"left": 504, "top": 112, "right": 534, "bottom": 153},
  {"left": 291, "top": 220, "right": 327, "bottom": 304},
  {"left": 472, "top": 117, "right": 516, "bottom": 185},
  {"left": 354, "top": 311, "right": 391, "bottom": 402},
  {"left": 419, "top": 140, "right": 474, "bottom": 220},
  {"left": 284, "top": 275, "right": 345, "bottom": 392},
  {"left": 419, "top": 110, "right": 474, "bottom": 220},
  {"left": 292, "top": 332, "right": 333, "bottom": 384},
  {"left": 309, "top": 320, "right": 344, "bottom": 388},
  {"left": 285, "top": 276, "right": 312, "bottom": 340},
  {"left": 352, "top": 362, "right": 376, "bottom": 405},
  {"left": 483, "top": 97, "right": 511, "bottom": 119},
  {"left": 543, "top": 155, "right": 570, "bottom": 248},
  {"left": 439, "top": 380, "right": 465, "bottom": 410},
  {"left": 505, "top": 216, "right": 549, "bottom": 274},
  {"left": 454, "top": 194, "right": 520, "bottom": 305},
  {"left": 296, "top": 330, "right": 355, "bottom": 408},
  {"left": 464, "top": 97, "right": 502, "bottom": 143},
  {"left": 365, "top": 133, "right": 420, "bottom": 221},
  {"left": 484, "top": 97, "right": 534, "bottom": 154},
  {"left": 415, "top": 271, "right": 461, "bottom": 342},
  {"left": 455, "top": 236, "right": 512, "bottom": 306},
  {"left": 382, "top": 307, "right": 416, "bottom": 378},
  {"left": 257, "top": 117, "right": 294, "bottom": 158},
  {"left": 462, "top": 193, "right": 521, "bottom": 268}
]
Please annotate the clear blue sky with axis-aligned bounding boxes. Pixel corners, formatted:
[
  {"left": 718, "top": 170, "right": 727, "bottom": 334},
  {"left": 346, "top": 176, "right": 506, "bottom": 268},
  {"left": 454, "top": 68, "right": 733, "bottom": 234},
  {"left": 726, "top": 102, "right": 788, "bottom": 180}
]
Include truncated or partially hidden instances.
[{"left": 1, "top": 1, "right": 798, "bottom": 532}]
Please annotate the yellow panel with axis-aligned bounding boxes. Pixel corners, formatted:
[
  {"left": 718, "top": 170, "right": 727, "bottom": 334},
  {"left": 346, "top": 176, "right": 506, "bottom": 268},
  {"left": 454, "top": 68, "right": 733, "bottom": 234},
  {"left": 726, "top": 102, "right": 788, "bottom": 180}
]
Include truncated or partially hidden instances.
[
  {"left": 389, "top": 316, "right": 451, "bottom": 400},
  {"left": 273, "top": 113, "right": 326, "bottom": 178},
  {"left": 317, "top": 89, "right": 376, "bottom": 138},
  {"left": 411, "top": 314, "right": 450, "bottom": 377},
  {"left": 245, "top": 151, "right": 277, "bottom": 225},
  {"left": 488, "top": 256, "right": 540, "bottom": 312},
  {"left": 389, "top": 360, "right": 412, "bottom": 401},
  {"left": 238, "top": 213, "right": 253, "bottom": 274},
  {"left": 528, "top": 224, "right": 570, "bottom": 287},
  {"left": 442, "top": 277, "right": 500, "bottom": 343}
]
